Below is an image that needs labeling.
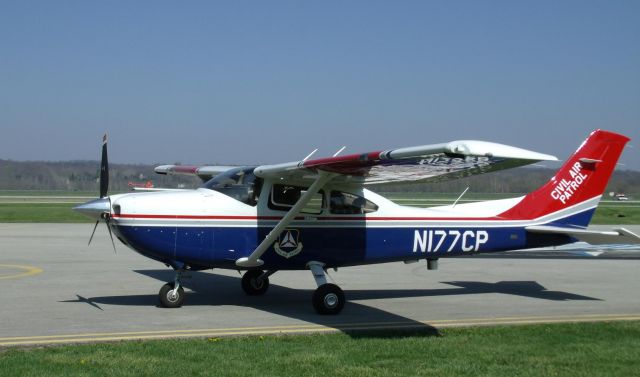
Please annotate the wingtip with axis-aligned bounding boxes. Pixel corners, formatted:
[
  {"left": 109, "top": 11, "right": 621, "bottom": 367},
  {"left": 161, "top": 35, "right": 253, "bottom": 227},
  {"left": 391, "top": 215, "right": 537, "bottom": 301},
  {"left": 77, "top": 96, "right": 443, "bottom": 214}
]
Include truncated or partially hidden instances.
[{"left": 445, "top": 140, "right": 558, "bottom": 162}]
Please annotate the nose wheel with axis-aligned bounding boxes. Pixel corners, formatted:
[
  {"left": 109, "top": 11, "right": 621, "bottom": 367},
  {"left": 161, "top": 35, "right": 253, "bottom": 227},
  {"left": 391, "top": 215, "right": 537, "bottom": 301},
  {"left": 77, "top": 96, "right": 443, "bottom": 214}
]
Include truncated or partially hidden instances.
[
  {"left": 159, "top": 270, "right": 185, "bottom": 308},
  {"left": 159, "top": 282, "right": 184, "bottom": 308},
  {"left": 241, "top": 269, "right": 271, "bottom": 296}
]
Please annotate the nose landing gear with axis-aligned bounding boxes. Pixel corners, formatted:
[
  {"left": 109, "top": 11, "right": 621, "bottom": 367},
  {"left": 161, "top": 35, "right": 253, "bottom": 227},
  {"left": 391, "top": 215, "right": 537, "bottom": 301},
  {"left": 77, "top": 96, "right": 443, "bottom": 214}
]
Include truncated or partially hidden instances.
[
  {"left": 241, "top": 269, "right": 275, "bottom": 296},
  {"left": 159, "top": 270, "right": 185, "bottom": 308}
]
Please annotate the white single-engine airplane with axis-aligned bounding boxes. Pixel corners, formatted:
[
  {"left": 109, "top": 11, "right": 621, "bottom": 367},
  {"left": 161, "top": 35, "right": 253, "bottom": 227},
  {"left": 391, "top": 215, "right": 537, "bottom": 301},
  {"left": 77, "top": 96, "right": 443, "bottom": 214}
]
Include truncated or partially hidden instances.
[{"left": 74, "top": 130, "right": 638, "bottom": 314}]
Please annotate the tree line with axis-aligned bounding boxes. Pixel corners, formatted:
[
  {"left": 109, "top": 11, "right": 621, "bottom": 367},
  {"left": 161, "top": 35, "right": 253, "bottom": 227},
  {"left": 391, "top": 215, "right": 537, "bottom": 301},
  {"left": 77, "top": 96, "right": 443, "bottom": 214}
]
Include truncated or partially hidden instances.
[{"left": 0, "top": 160, "right": 200, "bottom": 192}]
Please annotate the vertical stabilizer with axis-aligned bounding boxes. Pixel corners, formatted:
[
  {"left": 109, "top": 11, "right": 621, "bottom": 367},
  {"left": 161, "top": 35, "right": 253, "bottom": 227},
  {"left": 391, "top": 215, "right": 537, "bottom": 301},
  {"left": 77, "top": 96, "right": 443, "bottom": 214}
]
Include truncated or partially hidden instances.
[{"left": 499, "top": 130, "right": 629, "bottom": 227}]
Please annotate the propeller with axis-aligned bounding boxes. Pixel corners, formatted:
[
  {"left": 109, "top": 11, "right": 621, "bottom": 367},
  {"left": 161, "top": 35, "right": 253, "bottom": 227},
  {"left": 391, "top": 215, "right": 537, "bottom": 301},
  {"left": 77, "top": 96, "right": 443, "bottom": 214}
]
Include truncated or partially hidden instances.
[
  {"left": 73, "top": 134, "right": 117, "bottom": 254},
  {"left": 99, "top": 133, "right": 109, "bottom": 198}
]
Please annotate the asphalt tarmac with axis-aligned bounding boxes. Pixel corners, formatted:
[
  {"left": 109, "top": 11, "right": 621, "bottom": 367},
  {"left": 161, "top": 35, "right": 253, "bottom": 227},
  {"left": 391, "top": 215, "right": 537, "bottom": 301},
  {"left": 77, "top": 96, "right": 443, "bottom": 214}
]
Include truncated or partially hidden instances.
[{"left": 1, "top": 223, "right": 639, "bottom": 346}]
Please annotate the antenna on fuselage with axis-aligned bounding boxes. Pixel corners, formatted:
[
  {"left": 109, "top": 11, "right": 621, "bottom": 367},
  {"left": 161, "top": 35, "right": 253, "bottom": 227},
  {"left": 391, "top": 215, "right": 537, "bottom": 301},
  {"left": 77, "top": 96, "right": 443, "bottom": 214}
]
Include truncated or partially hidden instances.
[
  {"left": 333, "top": 146, "right": 346, "bottom": 157},
  {"left": 452, "top": 187, "right": 469, "bottom": 208}
]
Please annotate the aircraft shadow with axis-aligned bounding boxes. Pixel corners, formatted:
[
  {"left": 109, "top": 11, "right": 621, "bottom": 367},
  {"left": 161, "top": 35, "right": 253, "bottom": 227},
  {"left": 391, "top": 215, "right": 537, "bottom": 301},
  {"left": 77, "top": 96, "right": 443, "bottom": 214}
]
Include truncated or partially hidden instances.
[
  {"left": 348, "top": 280, "right": 601, "bottom": 302},
  {"left": 63, "top": 270, "right": 600, "bottom": 338},
  {"left": 65, "top": 269, "right": 439, "bottom": 338}
]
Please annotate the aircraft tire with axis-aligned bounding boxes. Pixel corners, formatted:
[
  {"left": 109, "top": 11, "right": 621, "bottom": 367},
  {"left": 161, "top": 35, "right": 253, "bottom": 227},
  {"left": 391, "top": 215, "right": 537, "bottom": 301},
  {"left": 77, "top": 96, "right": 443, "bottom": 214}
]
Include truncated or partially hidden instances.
[
  {"left": 241, "top": 270, "right": 270, "bottom": 296},
  {"left": 159, "top": 282, "right": 185, "bottom": 308},
  {"left": 312, "top": 283, "right": 345, "bottom": 315}
]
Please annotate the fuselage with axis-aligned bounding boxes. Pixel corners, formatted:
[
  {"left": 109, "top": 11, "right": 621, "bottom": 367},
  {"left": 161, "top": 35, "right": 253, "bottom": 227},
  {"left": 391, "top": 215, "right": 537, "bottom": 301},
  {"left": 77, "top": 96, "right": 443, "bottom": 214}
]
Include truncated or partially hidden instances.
[{"left": 107, "top": 179, "right": 589, "bottom": 271}]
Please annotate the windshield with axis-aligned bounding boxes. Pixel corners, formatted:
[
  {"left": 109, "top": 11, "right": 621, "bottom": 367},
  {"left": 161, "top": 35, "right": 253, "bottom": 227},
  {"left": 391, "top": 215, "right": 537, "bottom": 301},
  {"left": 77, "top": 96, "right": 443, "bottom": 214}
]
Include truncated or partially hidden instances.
[{"left": 200, "top": 167, "right": 262, "bottom": 206}]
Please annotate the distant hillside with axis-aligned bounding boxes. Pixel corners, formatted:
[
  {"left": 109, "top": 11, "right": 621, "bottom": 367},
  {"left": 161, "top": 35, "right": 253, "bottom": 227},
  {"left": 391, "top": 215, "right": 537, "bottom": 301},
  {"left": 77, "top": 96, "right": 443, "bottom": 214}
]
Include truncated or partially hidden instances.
[
  {"left": 0, "top": 160, "right": 201, "bottom": 192},
  {"left": 0, "top": 159, "right": 638, "bottom": 196}
]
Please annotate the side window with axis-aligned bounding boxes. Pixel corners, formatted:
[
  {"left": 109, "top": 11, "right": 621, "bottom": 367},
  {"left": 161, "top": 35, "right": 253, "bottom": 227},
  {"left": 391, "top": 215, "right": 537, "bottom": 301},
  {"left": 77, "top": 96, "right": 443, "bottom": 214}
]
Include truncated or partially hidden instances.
[
  {"left": 330, "top": 191, "right": 378, "bottom": 214},
  {"left": 269, "top": 184, "right": 324, "bottom": 214}
]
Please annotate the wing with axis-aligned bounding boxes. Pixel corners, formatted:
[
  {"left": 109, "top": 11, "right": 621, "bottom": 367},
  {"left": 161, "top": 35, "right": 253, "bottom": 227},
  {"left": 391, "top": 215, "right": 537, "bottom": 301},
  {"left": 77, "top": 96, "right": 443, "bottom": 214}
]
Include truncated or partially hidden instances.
[
  {"left": 254, "top": 140, "right": 558, "bottom": 186},
  {"left": 154, "top": 165, "right": 237, "bottom": 181}
]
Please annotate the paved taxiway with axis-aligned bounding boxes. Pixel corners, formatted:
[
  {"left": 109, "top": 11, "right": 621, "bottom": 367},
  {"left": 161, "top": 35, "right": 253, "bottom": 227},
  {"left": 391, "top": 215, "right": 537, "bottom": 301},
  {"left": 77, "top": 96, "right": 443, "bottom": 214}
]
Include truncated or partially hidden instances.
[{"left": 1, "top": 224, "right": 639, "bottom": 346}]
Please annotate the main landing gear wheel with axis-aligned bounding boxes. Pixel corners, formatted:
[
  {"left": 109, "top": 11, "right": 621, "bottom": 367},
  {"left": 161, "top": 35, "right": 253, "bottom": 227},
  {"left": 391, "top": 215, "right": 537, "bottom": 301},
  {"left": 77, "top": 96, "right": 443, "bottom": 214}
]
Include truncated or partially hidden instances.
[
  {"left": 307, "top": 261, "right": 346, "bottom": 315},
  {"left": 312, "top": 283, "right": 345, "bottom": 315},
  {"left": 241, "top": 270, "right": 270, "bottom": 296},
  {"left": 159, "top": 282, "right": 184, "bottom": 308}
]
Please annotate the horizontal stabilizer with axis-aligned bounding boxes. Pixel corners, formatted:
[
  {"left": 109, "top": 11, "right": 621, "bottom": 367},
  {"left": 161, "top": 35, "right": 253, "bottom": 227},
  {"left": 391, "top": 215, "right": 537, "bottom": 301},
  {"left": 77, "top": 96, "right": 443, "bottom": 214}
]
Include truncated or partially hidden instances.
[
  {"left": 131, "top": 187, "right": 190, "bottom": 192},
  {"left": 526, "top": 225, "right": 640, "bottom": 245},
  {"left": 154, "top": 165, "right": 236, "bottom": 181}
]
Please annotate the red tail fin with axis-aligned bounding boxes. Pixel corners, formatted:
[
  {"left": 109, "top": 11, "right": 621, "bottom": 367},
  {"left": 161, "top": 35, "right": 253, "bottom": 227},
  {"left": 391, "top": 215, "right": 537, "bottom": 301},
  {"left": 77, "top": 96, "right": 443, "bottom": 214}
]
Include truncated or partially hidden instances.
[{"left": 499, "top": 130, "right": 629, "bottom": 226}]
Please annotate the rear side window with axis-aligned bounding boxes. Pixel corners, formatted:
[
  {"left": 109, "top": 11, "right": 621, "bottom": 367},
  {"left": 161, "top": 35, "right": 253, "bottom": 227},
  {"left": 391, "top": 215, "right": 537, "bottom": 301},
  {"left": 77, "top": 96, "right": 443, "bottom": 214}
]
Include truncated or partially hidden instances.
[
  {"left": 330, "top": 191, "right": 378, "bottom": 214},
  {"left": 269, "top": 184, "right": 324, "bottom": 214}
]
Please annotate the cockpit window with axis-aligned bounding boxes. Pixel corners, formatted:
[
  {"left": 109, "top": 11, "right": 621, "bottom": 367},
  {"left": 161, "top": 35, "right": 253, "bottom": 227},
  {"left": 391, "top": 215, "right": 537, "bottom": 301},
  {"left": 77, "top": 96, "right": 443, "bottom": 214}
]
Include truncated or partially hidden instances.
[
  {"left": 201, "top": 167, "right": 262, "bottom": 206},
  {"left": 330, "top": 191, "right": 378, "bottom": 214}
]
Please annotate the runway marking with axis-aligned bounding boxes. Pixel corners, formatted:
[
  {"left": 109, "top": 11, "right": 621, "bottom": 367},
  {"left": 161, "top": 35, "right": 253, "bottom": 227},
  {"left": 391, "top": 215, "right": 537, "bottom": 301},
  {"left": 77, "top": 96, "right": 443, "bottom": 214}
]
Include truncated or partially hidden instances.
[
  {"left": 1, "top": 313, "right": 639, "bottom": 347},
  {"left": 0, "top": 264, "right": 43, "bottom": 280}
]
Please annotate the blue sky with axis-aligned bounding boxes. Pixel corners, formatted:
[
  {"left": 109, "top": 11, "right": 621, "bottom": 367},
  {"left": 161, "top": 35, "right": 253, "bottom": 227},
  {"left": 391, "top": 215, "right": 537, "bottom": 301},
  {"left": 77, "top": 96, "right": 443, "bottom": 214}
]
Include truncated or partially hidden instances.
[{"left": 1, "top": 1, "right": 638, "bottom": 169}]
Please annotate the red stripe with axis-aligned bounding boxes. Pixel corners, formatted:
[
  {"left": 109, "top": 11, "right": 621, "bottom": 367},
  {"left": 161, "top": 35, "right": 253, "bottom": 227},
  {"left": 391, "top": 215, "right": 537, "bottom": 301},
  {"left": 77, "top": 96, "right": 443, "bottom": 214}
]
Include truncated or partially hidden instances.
[
  {"left": 111, "top": 213, "right": 503, "bottom": 221},
  {"left": 112, "top": 214, "right": 279, "bottom": 220},
  {"left": 318, "top": 216, "right": 501, "bottom": 221},
  {"left": 302, "top": 151, "right": 384, "bottom": 175},
  {"left": 171, "top": 166, "right": 200, "bottom": 174},
  {"left": 303, "top": 151, "right": 383, "bottom": 167}
]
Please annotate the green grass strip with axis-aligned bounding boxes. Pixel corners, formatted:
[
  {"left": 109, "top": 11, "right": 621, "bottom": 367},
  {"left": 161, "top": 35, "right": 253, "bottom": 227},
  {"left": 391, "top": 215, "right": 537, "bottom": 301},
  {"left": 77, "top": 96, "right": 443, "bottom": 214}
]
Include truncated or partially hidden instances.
[
  {"left": 589, "top": 206, "right": 640, "bottom": 225},
  {"left": 1, "top": 321, "right": 639, "bottom": 376},
  {"left": 0, "top": 203, "right": 91, "bottom": 223}
]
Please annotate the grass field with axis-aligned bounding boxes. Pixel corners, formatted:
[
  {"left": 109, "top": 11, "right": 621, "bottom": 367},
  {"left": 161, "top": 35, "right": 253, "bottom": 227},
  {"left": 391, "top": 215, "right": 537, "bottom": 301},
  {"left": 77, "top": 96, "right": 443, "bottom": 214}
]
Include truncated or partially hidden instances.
[
  {"left": 588, "top": 206, "right": 640, "bottom": 225},
  {"left": 1, "top": 321, "right": 639, "bottom": 376},
  {"left": 0, "top": 203, "right": 90, "bottom": 223},
  {"left": 0, "top": 190, "right": 124, "bottom": 197}
]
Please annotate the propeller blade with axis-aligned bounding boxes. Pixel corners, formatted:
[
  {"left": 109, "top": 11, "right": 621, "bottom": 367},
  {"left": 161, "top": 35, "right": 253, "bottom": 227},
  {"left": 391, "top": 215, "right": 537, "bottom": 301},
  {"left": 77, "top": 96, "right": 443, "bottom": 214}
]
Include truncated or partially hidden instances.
[
  {"left": 88, "top": 220, "right": 100, "bottom": 246},
  {"left": 100, "top": 133, "right": 109, "bottom": 198},
  {"left": 105, "top": 218, "right": 117, "bottom": 255}
]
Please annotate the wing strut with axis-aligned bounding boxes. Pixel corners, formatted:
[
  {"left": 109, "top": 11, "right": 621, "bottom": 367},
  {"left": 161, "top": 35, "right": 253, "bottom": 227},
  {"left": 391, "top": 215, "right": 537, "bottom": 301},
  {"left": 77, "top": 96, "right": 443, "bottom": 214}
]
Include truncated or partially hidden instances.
[{"left": 235, "top": 171, "right": 335, "bottom": 268}]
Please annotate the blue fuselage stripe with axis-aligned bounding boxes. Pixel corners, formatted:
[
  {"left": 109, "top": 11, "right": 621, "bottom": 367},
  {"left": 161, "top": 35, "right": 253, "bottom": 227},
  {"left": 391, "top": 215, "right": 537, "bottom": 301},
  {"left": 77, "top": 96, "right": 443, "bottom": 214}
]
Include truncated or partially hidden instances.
[{"left": 112, "top": 211, "right": 590, "bottom": 270}]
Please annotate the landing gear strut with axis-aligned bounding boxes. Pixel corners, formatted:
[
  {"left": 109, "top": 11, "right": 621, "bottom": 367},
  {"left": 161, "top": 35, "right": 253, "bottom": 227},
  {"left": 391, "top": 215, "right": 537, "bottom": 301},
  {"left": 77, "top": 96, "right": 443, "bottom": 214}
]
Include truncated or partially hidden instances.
[
  {"left": 241, "top": 270, "right": 274, "bottom": 296},
  {"left": 308, "top": 262, "right": 344, "bottom": 315},
  {"left": 159, "top": 270, "right": 185, "bottom": 308}
]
